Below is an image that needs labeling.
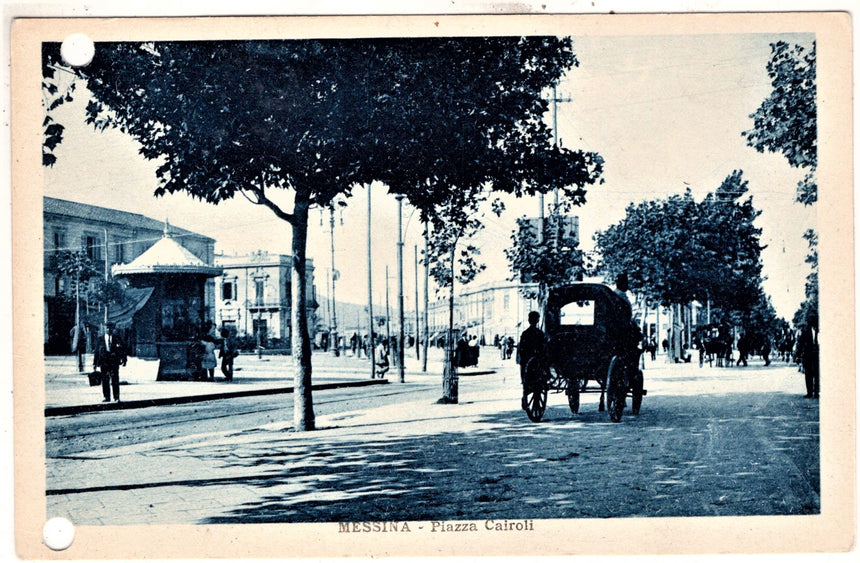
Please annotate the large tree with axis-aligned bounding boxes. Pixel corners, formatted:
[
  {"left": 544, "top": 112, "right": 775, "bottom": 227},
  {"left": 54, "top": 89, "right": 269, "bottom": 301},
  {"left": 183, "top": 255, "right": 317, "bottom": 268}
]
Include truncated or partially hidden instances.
[
  {"left": 505, "top": 203, "right": 585, "bottom": 308},
  {"left": 43, "top": 37, "right": 602, "bottom": 428},
  {"left": 743, "top": 40, "right": 818, "bottom": 329},
  {"left": 793, "top": 229, "right": 819, "bottom": 329},
  {"left": 743, "top": 41, "right": 817, "bottom": 205},
  {"left": 595, "top": 171, "right": 765, "bottom": 323},
  {"left": 426, "top": 184, "right": 489, "bottom": 404}
]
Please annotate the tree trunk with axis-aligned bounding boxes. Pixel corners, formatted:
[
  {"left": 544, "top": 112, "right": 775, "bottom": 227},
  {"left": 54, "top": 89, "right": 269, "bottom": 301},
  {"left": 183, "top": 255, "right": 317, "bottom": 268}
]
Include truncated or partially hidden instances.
[
  {"left": 291, "top": 194, "right": 315, "bottom": 431},
  {"left": 672, "top": 303, "right": 683, "bottom": 363},
  {"left": 440, "top": 242, "right": 458, "bottom": 403}
]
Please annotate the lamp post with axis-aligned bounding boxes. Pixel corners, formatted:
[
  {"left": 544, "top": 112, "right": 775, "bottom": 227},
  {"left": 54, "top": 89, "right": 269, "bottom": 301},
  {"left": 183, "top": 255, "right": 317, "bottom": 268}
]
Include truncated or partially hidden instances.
[
  {"left": 366, "top": 185, "right": 376, "bottom": 378},
  {"left": 329, "top": 206, "right": 339, "bottom": 357},
  {"left": 252, "top": 268, "right": 269, "bottom": 359},
  {"left": 396, "top": 195, "right": 405, "bottom": 383}
]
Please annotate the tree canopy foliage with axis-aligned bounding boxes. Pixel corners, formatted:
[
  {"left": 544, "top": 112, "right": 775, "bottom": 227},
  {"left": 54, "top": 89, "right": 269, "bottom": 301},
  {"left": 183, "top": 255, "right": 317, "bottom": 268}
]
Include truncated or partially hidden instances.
[
  {"left": 594, "top": 171, "right": 765, "bottom": 319},
  {"left": 744, "top": 41, "right": 817, "bottom": 205},
  {"left": 505, "top": 204, "right": 584, "bottom": 305},
  {"left": 43, "top": 37, "right": 603, "bottom": 427},
  {"left": 743, "top": 40, "right": 818, "bottom": 330},
  {"left": 793, "top": 229, "right": 819, "bottom": 329}
]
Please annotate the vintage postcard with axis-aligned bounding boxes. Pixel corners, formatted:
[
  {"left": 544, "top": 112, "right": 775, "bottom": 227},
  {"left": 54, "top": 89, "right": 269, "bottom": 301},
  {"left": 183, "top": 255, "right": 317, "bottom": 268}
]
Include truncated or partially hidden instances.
[{"left": 10, "top": 10, "right": 854, "bottom": 559}]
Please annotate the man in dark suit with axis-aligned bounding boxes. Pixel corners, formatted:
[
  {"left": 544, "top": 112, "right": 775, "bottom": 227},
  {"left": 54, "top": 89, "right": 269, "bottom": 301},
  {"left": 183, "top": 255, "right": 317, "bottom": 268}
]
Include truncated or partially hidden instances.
[
  {"left": 94, "top": 322, "right": 127, "bottom": 403},
  {"left": 518, "top": 311, "right": 546, "bottom": 409}
]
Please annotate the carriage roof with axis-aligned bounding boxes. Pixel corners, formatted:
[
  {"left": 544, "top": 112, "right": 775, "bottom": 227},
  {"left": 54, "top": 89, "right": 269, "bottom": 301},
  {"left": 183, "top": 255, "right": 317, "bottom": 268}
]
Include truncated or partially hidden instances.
[{"left": 544, "top": 283, "right": 632, "bottom": 330}]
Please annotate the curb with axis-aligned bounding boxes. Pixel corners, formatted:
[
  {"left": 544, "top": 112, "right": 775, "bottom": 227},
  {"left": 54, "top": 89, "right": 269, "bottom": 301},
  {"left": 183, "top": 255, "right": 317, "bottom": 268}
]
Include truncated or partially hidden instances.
[
  {"left": 45, "top": 378, "right": 390, "bottom": 417},
  {"left": 457, "top": 370, "right": 496, "bottom": 377}
]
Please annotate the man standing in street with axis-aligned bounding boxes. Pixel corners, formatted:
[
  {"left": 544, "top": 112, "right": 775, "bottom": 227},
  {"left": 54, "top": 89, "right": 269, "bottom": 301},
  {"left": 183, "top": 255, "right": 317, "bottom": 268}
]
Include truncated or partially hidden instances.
[
  {"left": 219, "top": 327, "right": 237, "bottom": 381},
  {"left": 94, "top": 322, "right": 127, "bottom": 403},
  {"left": 797, "top": 317, "right": 819, "bottom": 399},
  {"left": 518, "top": 311, "right": 546, "bottom": 409}
]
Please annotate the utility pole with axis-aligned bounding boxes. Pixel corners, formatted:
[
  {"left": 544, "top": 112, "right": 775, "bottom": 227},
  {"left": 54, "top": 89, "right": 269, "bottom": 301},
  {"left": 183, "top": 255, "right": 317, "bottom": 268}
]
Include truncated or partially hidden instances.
[
  {"left": 414, "top": 244, "right": 420, "bottom": 363},
  {"left": 103, "top": 228, "right": 109, "bottom": 325},
  {"left": 396, "top": 195, "right": 405, "bottom": 382},
  {"left": 329, "top": 206, "right": 339, "bottom": 357},
  {"left": 74, "top": 266, "right": 83, "bottom": 372},
  {"left": 385, "top": 264, "right": 391, "bottom": 358},
  {"left": 550, "top": 85, "right": 572, "bottom": 210},
  {"left": 367, "top": 185, "right": 376, "bottom": 378},
  {"left": 422, "top": 226, "right": 429, "bottom": 372}
]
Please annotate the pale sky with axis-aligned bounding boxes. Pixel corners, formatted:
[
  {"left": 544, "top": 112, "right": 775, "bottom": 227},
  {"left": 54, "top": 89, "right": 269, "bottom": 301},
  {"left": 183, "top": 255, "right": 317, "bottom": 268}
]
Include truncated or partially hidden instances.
[{"left": 43, "top": 33, "right": 816, "bottom": 321}]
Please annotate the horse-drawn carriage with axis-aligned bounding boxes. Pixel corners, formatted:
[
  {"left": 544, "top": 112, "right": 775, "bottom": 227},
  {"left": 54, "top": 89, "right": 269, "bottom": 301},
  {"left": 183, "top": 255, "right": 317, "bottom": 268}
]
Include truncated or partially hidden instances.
[{"left": 522, "top": 283, "right": 646, "bottom": 423}]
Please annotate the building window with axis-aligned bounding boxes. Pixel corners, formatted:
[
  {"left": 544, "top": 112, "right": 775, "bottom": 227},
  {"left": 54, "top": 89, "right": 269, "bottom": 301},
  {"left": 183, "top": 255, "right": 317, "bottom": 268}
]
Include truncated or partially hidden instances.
[
  {"left": 53, "top": 230, "right": 65, "bottom": 250},
  {"left": 114, "top": 238, "right": 128, "bottom": 264},
  {"left": 84, "top": 234, "right": 102, "bottom": 261},
  {"left": 255, "top": 280, "right": 265, "bottom": 306},
  {"left": 503, "top": 293, "right": 510, "bottom": 311},
  {"left": 222, "top": 281, "right": 234, "bottom": 301}
]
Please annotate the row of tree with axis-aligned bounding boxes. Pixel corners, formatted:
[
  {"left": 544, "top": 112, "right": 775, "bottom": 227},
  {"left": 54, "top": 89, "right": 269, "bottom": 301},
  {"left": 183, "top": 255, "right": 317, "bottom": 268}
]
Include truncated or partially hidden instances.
[
  {"left": 41, "top": 37, "right": 818, "bottom": 428},
  {"left": 506, "top": 38, "right": 818, "bottom": 354},
  {"left": 592, "top": 171, "right": 779, "bottom": 352},
  {"left": 43, "top": 37, "right": 604, "bottom": 430}
]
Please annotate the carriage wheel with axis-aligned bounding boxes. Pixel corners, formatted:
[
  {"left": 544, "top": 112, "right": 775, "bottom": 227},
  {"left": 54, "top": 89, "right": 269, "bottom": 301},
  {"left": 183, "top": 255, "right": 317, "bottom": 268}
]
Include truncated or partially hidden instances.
[
  {"left": 606, "top": 357, "right": 625, "bottom": 423},
  {"left": 525, "top": 386, "right": 547, "bottom": 422},
  {"left": 631, "top": 369, "right": 644, "bottom": 415},
  {"left": 567, "top": 379, "right": 585, "bottom": 414},
  {"left": 523, "top": 357, "right": 548, "bottom": 422}
]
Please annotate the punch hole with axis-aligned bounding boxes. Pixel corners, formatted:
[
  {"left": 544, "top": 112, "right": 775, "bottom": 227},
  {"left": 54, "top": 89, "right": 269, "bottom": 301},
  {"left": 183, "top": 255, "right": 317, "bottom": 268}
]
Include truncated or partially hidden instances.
[
  {"left": 60, "top": 33, "right": 95, "bottom": 67},
  {"left": 43, "top": 517, "right": 75, "bottom": 551}
]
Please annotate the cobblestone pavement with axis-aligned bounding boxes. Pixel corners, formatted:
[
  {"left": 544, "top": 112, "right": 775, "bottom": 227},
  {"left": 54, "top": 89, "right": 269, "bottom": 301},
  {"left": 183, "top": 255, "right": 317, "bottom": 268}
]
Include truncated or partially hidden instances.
[{"left": 46, "top": 357, "right": 821, "bottom": 526}]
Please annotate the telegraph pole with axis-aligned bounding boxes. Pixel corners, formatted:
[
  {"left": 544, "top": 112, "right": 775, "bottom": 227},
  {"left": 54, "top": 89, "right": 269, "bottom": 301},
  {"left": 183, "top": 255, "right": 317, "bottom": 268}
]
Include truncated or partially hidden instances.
[
  {"left": 385, "top": 264, "right": 391, "bottom": 363},
  {"left": 396, "top": 195, "right": 405, "bottom": 382},
  {"left": 103, "top": 228, "right": 109, "bottom": 325},
  {"left": 414, "top": 244, "right": 420, "bottom": 362},
  {"left": 422, "top": 226, "right": 429, "bottom": 372},
  {"left": 329, "top": 206, "right": 339, "bottom": 357},
  {"left": 367, "top": 185, "right": 376, "bottom": 378},
  {"left": 550, "top": 85, "right": 572, "bottom": 210}
]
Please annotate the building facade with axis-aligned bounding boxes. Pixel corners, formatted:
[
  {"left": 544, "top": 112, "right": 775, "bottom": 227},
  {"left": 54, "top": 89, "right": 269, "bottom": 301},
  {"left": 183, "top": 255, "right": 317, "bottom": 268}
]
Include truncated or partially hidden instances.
[
  {"left": 43, "top": 197, "right": 216, "bottom": 354},
  {"left": 214, "top": 251, "right": 317, "bottom": 349},
  {"left": 427, "top": 281, "right": 540, "bottom": 346}
]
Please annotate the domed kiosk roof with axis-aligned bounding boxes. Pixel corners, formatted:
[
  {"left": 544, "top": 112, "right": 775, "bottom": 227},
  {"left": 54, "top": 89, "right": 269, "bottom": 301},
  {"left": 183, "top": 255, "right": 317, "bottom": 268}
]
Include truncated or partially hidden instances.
[{"left": 112, "top": 224, "right": 222, "bottom": 277}]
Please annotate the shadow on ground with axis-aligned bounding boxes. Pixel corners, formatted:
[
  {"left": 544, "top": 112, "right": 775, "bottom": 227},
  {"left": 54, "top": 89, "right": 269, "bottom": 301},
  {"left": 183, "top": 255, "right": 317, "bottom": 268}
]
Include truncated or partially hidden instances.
[{"left": 181, "top": 390, "right": 820, "bottom": 524}]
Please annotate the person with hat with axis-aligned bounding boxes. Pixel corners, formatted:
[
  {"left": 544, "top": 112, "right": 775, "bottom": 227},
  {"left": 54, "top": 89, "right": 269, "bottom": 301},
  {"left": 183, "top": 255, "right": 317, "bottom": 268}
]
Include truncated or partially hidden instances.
[
  {"left": 517, "top": 311, "right": 547, "bottom": 410},
  {"left": 94, "top": 322, "right": 127, "bottom": 403}
]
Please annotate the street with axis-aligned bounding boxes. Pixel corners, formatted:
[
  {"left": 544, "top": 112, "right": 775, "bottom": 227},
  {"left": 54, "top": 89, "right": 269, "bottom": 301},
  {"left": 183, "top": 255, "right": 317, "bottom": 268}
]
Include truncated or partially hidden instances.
[
  {"left": 45, "top": 352, "right": 820, "bottom": 525},
  {"left": 46, "top": 381, "right": 440, "bottom": 457}
]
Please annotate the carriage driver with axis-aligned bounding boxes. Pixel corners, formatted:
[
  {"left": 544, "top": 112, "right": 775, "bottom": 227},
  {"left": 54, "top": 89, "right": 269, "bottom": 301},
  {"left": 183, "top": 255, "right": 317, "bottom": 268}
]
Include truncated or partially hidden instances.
[
  {"left": 518, "top": 311, "right": 547, "bottom": 409},
  {"left": 613, "top": 272, "right": 643, "bottom": 379}
]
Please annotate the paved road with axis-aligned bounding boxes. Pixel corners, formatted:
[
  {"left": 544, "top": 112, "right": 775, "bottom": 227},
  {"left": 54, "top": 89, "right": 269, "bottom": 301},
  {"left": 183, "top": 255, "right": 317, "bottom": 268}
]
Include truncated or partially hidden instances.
[
  {"left": 45, "top": 358, "right": 819, "bottom": 526},
  {"left": 47, "top": 380, "right": 441, "bottom": 457}
]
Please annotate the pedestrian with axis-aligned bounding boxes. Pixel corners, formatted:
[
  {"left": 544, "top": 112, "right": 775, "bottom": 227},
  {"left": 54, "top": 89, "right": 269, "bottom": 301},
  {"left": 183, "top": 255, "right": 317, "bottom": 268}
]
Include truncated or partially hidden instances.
[
  {"left": 796, "top": 320, "right": 819, "bottom": 398},
  {"left": 736, "top": 333, "right": 749, "bottom": 367},
  {"left": 504, "top": 336, "right": 514, "bottom": 360},
  {"left": 375, "top": 340, "right": 389, "bottom": 378},
  {"left": 219, "top": 327, "right": 237, "bottom": 381},
  {"left": 455, "top": 331, "right": 472, "bottom": 368},
  {"left": 93, "top": 322, "right": 126, "bottom": 403},
  {"left": 613, "top": 273, "right": 632, "bottom": 315},
  {"left": 517, "top": 311, "right": 547, "bottom": 409},
  {"left": 760, "top": 335, "right": 772, "bottom": 366},
  {"left": 200, "top": 333, "right": 218, "bottom": 381}
]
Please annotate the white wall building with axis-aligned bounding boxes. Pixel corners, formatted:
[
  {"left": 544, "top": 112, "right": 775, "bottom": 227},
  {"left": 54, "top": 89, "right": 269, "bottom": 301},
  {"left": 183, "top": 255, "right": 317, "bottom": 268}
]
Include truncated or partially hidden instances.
[
  {"left": 214, "top": 251, "right": 317, "bottom": 349},
  {"left": 427, "top": 281, "right": 539, "bottom": 345}
]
